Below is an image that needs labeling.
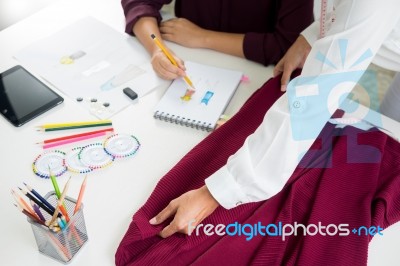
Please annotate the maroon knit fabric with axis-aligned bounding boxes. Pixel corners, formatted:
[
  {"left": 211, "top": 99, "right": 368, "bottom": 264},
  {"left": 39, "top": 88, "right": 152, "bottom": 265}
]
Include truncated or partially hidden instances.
[
  {"left": 115, "top": 76, "right": 400, "bottom": 266},
  {"left": 121, "top": 0, "right": 314, "bottom": 65}
]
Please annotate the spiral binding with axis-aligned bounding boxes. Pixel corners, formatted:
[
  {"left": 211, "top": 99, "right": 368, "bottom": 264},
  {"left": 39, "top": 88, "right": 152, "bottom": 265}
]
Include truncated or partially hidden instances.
[{"left": 154, "top": 111, "right": 214, "bottom": 132}]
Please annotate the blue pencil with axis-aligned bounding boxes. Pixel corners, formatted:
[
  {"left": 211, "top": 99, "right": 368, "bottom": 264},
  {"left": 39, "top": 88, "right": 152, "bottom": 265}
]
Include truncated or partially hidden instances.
[
  {"left": 19, "top": 187, "right": 55, "bottom": 216},
  {"left": 23, "top": 182, "right": 55, "bottom": 212}
]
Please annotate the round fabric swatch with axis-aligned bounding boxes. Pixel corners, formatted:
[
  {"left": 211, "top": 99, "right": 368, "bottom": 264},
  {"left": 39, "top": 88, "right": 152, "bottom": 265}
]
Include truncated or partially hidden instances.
[
  {"left": 103, "top": 134, "right": 141, "bottom": 158},
  {"left": 65, "top": 147, "right": 93, "bottom": 174},
  {"left": 32, "top": 150, "right": 67, "bottom": 178},
  {"left": 78, "top": 143, "right": 114, "bottom": 169}
]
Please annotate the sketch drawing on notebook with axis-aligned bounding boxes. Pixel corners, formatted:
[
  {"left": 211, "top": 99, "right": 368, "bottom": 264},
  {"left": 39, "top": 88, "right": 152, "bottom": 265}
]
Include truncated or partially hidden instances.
[
  {"left": 179, "top": 76, "right": 219, "bottom": 105},
  {"left": 154, "top": 61, "right": 242, "bottom": 131},
  {"left": 14, "top": 17, "right": 165, "bottom": 119}
]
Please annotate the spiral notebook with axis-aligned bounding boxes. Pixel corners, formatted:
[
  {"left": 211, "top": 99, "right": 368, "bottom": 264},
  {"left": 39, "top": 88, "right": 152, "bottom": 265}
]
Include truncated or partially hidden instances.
[{"left": 153, "top": 61, "right": 242, "bottom": 131}]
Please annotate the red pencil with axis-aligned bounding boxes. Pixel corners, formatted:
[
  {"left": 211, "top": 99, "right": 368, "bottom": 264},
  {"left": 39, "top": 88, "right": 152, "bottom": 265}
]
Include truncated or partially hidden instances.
[{"left": 36, "top": 128, "right": 114, "bottom": 144}]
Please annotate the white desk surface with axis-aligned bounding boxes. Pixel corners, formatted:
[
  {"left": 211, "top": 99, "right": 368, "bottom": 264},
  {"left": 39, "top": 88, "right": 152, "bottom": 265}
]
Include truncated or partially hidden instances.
[{"left": 0, "top": 0, "right": 398, "bottom": 265}]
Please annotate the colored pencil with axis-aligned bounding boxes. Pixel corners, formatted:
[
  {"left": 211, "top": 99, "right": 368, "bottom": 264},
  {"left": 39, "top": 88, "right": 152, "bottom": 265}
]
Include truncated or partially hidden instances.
[
  {"left": 59, "top": 177, "right": 72, "bottom": 206},
  {"left": 37, "top": 120, "right": 112, "bottom": 129},
  {"left": 73, "top": 175, "right": 87, "bottom": 214},
  {"left": 49, "top": 168, "right": 68, "bottom": 212},
  {"left": 52, "top": 226, "right": 61, "bottom": 233},
  {"left": 14, "top": 204, "right": 46, "bottom": 225},
  {"left": 47, "top": 232, "right": 71, "bottom": 260},
  {"left": 61, "top": 216, "right": 67, "bottom": 227},
  {"left": 47, "top": 203, "right": 61, "bottom": 227},
  {"left": 31, "top": 201, "right": 46, "bottom": 222},
  {"left": 37, "top": 123, "right": 112, "bottom": 132},
  {"left": 36, "top": 128, "right": 114, "bottom": 144},
  {"left": 70, "top": 223, "right": 83, "bottom": 246},
  {"left": 11, "top": 190, "right": 39, "bottom": 219},
  {"left": 70, "top": 176, "right": 87, "bottom": 246},
  {"left": 58, "top": 177, "right": 72, "bottom": 222},
  {"left": 19, "top": 187, "right": 54, "bottom": 216},
  {"left": 150, "top": 34, "right": 195, "bottom": 90},
  {"left": 12, "top": 192, "right": 38, "bottom": 220},
  {"left": 23, "top": 182, "right": 55, "bottom": 212},
  {"left": 57, "top": 217, "right": 65, "bottom": 230},
  {"left": 42, "top": 131, "right": 108, "bottom": 149},
  {"left": 49, "top": 169, "right": 62, "bottom": 199}
]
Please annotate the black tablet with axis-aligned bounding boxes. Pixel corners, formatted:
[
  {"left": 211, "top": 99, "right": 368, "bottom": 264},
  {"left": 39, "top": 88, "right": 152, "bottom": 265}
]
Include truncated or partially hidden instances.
[{"left": 0, "top": 65, "right": 64, "bottom": 127}]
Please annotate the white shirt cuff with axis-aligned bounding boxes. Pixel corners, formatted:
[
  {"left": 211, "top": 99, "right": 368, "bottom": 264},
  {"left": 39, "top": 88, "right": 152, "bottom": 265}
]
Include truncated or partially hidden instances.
[
  {"left": 301, "top": 21, "right": 319, "bottom": 46},
  {"left": 205, "top": 166, "right": 249, "bottom": 209}
]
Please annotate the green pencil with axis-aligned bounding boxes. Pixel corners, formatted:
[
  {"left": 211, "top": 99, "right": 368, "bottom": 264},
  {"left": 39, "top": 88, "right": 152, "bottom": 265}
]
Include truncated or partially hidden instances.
[
  {"left": 48, "top": 169, "right": 67, "bottom": 209},
  {"left": 38, "top": 123, "right": 112, "bottom": 132},
  {"left": 49, "top": 168, "right": 61, "bottom": 198}
]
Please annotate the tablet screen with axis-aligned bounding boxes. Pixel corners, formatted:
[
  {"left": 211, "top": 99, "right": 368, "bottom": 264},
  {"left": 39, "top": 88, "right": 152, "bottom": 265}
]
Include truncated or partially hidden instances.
[{"left": 0, "top": 65, "right": 63, "bottom": 127}]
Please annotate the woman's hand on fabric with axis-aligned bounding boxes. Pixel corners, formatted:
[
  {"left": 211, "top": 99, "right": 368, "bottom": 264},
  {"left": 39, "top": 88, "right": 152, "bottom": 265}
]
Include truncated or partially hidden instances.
[
  {"left": 149, "top": 185, "right": 220, "bottom": 238},
  {"left": 160, "top": 18, "right": 208, "bottom": 48},
  {"left": 273, "top": 35, "right": 311, "bottom": 91}
]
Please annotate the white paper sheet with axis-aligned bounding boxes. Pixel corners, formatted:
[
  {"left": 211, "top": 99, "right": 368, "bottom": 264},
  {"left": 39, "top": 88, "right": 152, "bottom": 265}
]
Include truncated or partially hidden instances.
[{"left": 14, "top": 17, "right": 165, "bottom": 119}]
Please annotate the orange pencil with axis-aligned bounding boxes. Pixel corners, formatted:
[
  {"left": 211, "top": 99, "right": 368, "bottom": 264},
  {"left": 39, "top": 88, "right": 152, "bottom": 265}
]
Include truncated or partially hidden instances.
[
  {"left": 11, "top": 190, "right": 40, "bottom": 220},
  {"left": 13, "top": 204, "right": 46, "bottom": 225},
  {"left": 74, "top": 175, "right": 87, "bottom": 214}
]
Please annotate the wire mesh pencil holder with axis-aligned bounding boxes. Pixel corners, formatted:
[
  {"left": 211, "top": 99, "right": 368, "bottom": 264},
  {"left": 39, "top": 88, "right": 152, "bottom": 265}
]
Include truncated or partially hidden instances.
[{"left": 28, "top": 192, "right": 88, "bottom": 264}]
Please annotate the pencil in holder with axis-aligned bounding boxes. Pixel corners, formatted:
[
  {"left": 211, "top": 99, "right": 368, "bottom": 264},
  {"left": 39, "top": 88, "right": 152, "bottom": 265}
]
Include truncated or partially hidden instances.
[{"left": 28, "top": 192, "right": 88, "bottom": 264}]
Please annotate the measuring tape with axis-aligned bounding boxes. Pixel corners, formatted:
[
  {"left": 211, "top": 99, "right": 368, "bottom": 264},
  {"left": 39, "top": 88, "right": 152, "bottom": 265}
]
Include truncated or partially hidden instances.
[
  {"left": 319, "top": 0, "right": 336, "bottom": 38},
  {"left": 319, "top": 0, "right": 328, "bottom": 38}
]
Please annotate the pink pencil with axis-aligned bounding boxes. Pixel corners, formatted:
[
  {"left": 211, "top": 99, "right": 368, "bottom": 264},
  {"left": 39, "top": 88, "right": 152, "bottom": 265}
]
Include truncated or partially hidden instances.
[
  {"left": 36, "top": 128, "right": 114, "bottom": 144},
  {"left": 43, "top": 131, "right": 108, "bottom": 149}
]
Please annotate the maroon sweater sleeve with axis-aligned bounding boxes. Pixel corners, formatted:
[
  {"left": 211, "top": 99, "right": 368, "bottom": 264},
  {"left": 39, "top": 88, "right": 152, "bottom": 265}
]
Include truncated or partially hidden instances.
[
  {"left": 243, "top": 0, "right": 314, "bottom": 65},
  {"left": 121, "top": 0, "right": 173, "bottom": 34}
]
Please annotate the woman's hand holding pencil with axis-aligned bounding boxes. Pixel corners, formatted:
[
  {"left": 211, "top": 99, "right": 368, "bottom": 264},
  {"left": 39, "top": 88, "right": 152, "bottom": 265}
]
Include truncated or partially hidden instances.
[{"left": 150, "top": 34, "right": 195, "bottom": 91}]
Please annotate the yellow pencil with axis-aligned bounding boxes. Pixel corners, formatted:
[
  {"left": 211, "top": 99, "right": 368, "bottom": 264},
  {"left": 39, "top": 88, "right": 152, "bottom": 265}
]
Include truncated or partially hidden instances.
[
  {"left": 37, "top": 120, "right": 112, "bottom": 129},
  {"left": 150, "top": 34, "right": 195, "bottom": 90}
]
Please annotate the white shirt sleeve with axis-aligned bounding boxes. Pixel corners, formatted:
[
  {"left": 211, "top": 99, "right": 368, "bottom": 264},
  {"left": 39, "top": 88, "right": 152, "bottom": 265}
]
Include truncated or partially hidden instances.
[
  {"left": 205, "top": 0, "right": 400, "bottom": 209},
  {"left": 301, "top": 20, "right": 319, "bottom": 46}
]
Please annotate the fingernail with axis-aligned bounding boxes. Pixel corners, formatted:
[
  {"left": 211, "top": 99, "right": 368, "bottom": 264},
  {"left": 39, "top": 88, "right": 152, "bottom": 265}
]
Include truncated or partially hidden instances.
[
  {"left": 281, "top": 85, "right": 287, "bottom": 92},
  {"left": 149, "top": 217, "right": 157, "bottom": 224}
]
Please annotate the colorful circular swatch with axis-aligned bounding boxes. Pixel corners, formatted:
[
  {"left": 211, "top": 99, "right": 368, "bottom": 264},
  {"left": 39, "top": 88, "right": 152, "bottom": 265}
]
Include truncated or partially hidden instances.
[
  {"left": 32, "top": 150, "right": 67, "bottom": 178},
  {"left": 78, "top": 143, "right": 114, "bottom": 169},
  {"left": 103, "top": 134, "right": 141, "bottom": 158},
  {"left": 65, "top": 147, "right": 93, "bottom": 174}
]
